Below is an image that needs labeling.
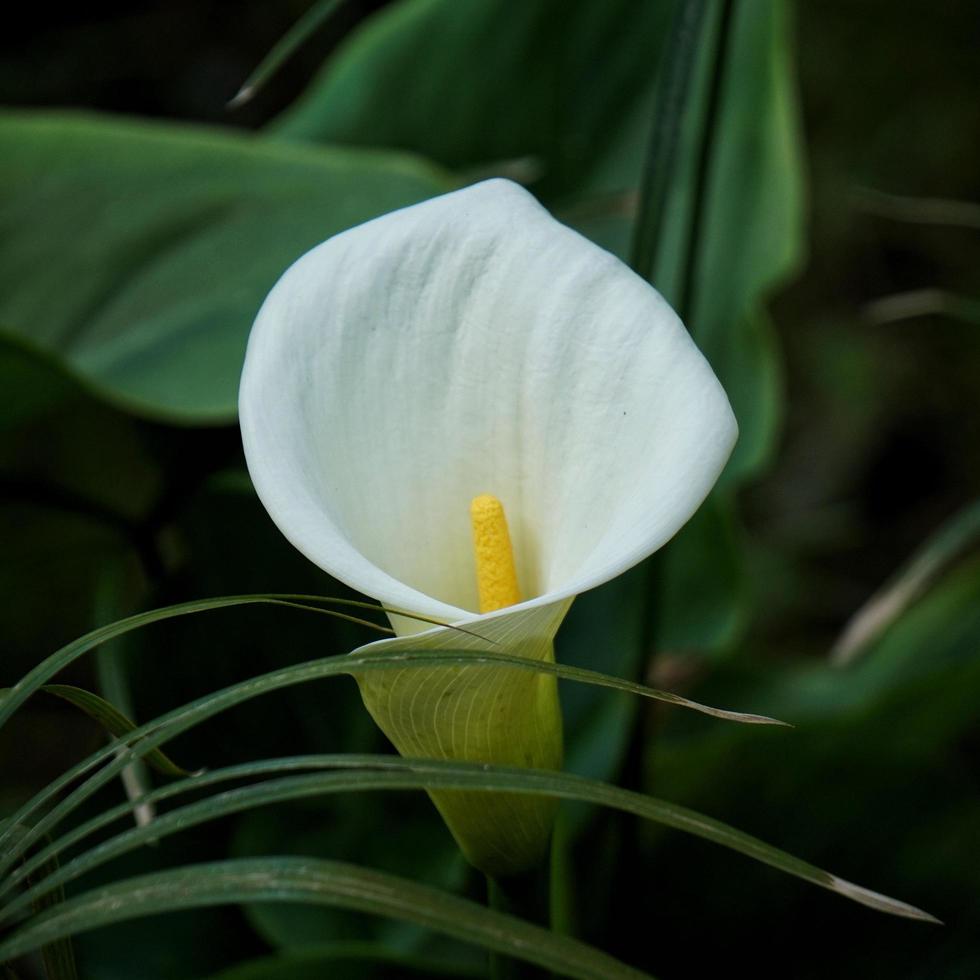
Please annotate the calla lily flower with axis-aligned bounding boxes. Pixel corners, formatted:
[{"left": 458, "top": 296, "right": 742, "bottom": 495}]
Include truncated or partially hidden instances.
[{"left": 239, "top": 179, "right": 737, "bottom": 875}]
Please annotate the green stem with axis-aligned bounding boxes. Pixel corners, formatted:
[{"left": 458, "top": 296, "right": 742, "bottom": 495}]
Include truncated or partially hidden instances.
[
  {"left": 677, "top": 0, "right": 738, "bottom": 326},
  {"left": 629, "top": 0, "right": 711, "bottom": 282},
  {"left": 486, "top": 869, "right": 549, "bottom": 980}
]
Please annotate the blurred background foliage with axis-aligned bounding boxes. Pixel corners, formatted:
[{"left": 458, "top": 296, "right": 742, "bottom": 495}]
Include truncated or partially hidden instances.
[{"left": 1, "top": 0, "right": 979, "bottom": 977}]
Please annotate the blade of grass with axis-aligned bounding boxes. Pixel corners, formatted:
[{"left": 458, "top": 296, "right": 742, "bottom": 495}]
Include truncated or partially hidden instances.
[
  {"left": 1, "top": 756, "right": 938, "bottom": 925},
  {"left": 832, "top": 498, "right": 980, "bottom": 664},
  {"left": 0, "top": 593, "right": 400, "bottom": 732},
  {"left": 0, "top": 642, "right": 783, "bottom": 876},
  {"left": 93, "top": 562, "right": 156, "bottom": 829},
  {"left": 0, "top": 596, "right": 783, "bottom": 870},
  {"left": 32, "top": 685, "right": 192, "bottom": 777},
  {"left": 1, "top": 824, "right": 77, "bottom": 980},
  {"left": 0, "top": 857, "right": 650, "bottom": 980},
  {"left": 2, "top": 649, "right": 784, "bottom": 875},
  {"left": 228, "top": 0, "right": 351, "bottom": 108}
]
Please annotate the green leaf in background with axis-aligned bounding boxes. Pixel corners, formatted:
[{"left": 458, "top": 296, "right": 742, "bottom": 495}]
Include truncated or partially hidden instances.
[
  {"left": 682, "top": 0, "right": 805, "bottom": 484},
  {"left": 638, "top": 556, "right": 980, "bottom": 976},
  {"left": 0, "top": 112, "right": 452, "bottom": 423},
  {"left": 271, "top": 0, "right": 675, "bottom": 201},
  {"left": 654, "top": 494, "right": 746, "bottom": 655},
  {"left": 0, "top": 858, "right": 653, "bottom": 980},
  {"left": 0, "top": 336, "right": 80, "bottom": 433}
]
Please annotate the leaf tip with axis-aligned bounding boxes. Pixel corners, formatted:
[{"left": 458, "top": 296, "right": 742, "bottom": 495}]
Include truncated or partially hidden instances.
[
  {"left": 829, "top": 874, "right": 942, "bottom": 924},
  {"left": 226, "top": 85, "right": 254, "bottom": 110}
]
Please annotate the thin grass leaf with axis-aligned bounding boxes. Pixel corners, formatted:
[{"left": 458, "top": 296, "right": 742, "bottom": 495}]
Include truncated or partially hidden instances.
[
  {"left": 832, "top": 498, "right": 980, "bottom": 664},
  {"left": 0, "top": 653, "right": 783, "bottom": 878},
  {"left": 0, "top": 599, "right": 783, "bottom": 871},
  {"left": 1, "top": 757, "right": 937, "bottom": 925},
  {"left": 40, "top": 685, "right": 192, "bottom": 778},
  {"left": 853, "top": 186, "right": 980, "bottom": 230},
  {"left": 0, "top": 824, "right": 77, "bottom": 980},
  {"left": 0, "top": 593, "right": 398, "bottom": 732},
  {"left": 92, "top": 563, "right": 156, "bottom": 830},
  {"left": 0, "top": 857, "right": 651, "bottom": 980},
  {"left": 228, "top": 0, "right": 351, "bottom": 108},
  {"left": 861, "top": 288, "right": 980, "bottom": 326}
]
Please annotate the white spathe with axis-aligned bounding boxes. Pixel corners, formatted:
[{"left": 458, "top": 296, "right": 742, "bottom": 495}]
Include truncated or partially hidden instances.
[
  {"left": 239, "top": 178, "right": 737, "bottom": 874},
  {"left": 239, "top": 178, "right": 737, "bottom": 638}
]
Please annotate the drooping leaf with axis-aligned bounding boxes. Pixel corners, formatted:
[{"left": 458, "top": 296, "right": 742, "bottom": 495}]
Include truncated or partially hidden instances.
[
  {"left": 0, "top": 858, "right": 652, "bottom": 980},
  {"left": 0, "top": 593, "right": 782, "bottom": 881},
  {"left": 40, "top": 684, "right": 192, "bottom": 778},
  {"left": 0, "top": 593, "right": 779, "bottom": 741},
  {"left": 1, "top": 757, "right": 936, "bottom": 926},
  {"left": 0, "top": 112, "right": 451, "bottom": 422}
]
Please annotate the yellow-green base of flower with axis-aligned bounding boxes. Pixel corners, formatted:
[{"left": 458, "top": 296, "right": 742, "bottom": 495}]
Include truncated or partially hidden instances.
[{"left": 354, "top": 640, "right": 564, "bottom": 877}]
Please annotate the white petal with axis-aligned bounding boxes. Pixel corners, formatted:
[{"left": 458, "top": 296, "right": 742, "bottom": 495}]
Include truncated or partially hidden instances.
[{"left": 239, "top": 178, "right": 736, "bottom": 630}]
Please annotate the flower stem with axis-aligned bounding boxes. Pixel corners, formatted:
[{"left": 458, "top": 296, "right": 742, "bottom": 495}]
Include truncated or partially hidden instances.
[
  {"left": 629, "top": 0, "right": 711, "bottom": 283},
  {"left": 676, "top": 0, "right": 738, "bottom": 326},
  {"left": 486, "top": 868, "right": 550, "bottom": 980}
]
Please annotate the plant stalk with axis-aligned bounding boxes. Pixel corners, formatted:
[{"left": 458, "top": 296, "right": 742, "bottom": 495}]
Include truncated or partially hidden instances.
[
  {"left": 629, "top": 0, "right": 711, "bottom": 283},
  {"left": 486, "top": 867, "right": 550, "bottom": 980}
]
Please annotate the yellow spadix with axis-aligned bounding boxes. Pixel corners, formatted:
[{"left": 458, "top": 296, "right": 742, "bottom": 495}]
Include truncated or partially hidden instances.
[{"left": 470, "top": 494, "right": 521, "bottom": 613}]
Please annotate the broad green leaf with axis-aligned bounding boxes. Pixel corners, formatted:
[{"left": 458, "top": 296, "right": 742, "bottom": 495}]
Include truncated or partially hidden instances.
[
  {"left": 654, "top": 493, "right": 746, "bottom": 655},
  {"left": 0, "top": 335, "right": 79, "bottom": 432},
  {"left": 0, "top": 858, "right": 652, "bottom": 980},
  {"left": 1, "top": 756, "right": 936, "bottom": 925},
  {"left": 0, "top": 111, "right": 451, "bottom": 423},
  {"left": 271, "top": 0, "right": 675, "bottom": 202}
]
